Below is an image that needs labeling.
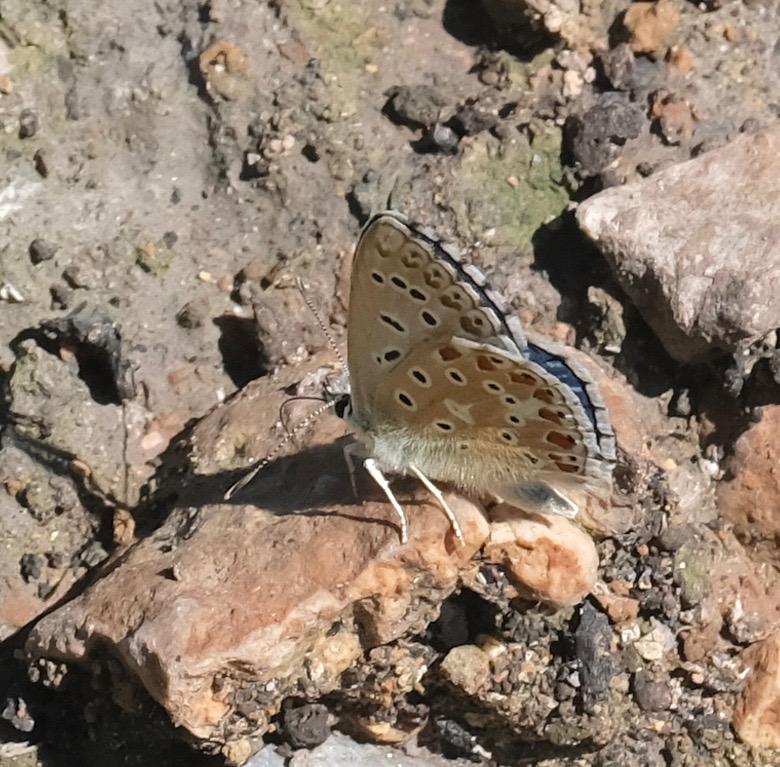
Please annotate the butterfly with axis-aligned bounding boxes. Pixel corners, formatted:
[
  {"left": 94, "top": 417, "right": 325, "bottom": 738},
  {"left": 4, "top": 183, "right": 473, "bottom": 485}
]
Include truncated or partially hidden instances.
[{"left": 333, "top": 211, "right": 615, "bottom": 544}]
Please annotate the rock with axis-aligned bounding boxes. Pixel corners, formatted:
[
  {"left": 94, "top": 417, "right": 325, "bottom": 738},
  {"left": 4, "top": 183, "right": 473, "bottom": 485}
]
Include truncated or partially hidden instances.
[
  {"left": 624, "top": 0, "right": 680, "bottom": 57},
  {"left": 18, "top": 108, "right": 38, "bottom": 139},
  {"left": 29, "top": 239, "right": 59, "bottom": 264},
  {"left": 577, "top": 128, "right": 780, "bottom": 361},
  {"left": 634, "top": 619, "right": 676, "bottom": 661},
  {"left": 717, "top": 405, "right": 780, "bottom": 544},
  {"left": 565, "top": 93, "right": 645, "bottom": 177},
  {"left": 651, "top": 91, "right": 694, "bottom": 145},
  {"left": 25, "top": 364, "right": 490, "bottom": 757},
  {"left": 599, "top": 43, "right": 661, "bottom": 94},
  {"left": 440, "top": 645, "right": 491, "bottom": 695},
  {"left": 1, "top": 697, "right": 35, "bottom": 733},
  {"left": 595, "top": 591, "right": 640, "bottom": 623},
  {"left": 246, "top": 732, "right": 448, "bottom": 766},
  {"left": 384, "top": 85, "right": 448, "bottom": 130},
  {"left": 281, "top": 702, "right": 330, "bottom": 749},
  {"left": 575, "top": 600, "right": 615, "bottom": 711},
  {"left": 483, "top": 505, "right": 599, "bottom": 606},
  {"left": 733, "top": 633, "right": 780, "bottom": 749},
  {"left": 19, "top": 553, "right": 46, "bottom": 583},
  {"left": 633, "top": 671, "right": 673, "bottom": 712},
  {"left": 199, "top": 40, "right": 249, "bottom": 101}
]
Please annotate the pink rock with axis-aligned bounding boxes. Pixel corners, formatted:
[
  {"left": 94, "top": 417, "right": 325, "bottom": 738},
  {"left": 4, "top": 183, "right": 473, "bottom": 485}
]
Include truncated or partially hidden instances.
[
  {"left": 718, "top": 405, "right": 780, "bottom": 546},
  {"left": 483, "top": 505, "right": 599, "bottom": 606}
]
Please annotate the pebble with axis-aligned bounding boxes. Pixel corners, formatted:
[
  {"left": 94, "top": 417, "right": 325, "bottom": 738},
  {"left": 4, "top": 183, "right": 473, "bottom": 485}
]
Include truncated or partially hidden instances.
[
  {"left": 20, "top": 553, "right": 47, "bottom": 583},
  {"left": 18, "top": 109, "right": 38, "bottom": 139},
  {"left": 29, "top": 238, "right": 59, "bottom": 264}
]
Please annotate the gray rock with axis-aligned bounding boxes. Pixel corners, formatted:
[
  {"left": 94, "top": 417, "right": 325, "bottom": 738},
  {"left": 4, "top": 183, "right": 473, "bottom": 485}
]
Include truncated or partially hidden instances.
[
  {"left": 577, "top": 128, "right": 780, "bottom": 361},
  {"left": 245, "top": 733, "right": 456, "bottom": 767}
]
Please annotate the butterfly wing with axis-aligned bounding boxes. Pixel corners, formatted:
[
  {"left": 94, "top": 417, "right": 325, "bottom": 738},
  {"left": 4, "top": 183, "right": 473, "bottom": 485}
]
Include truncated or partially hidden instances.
[
  {"left": 368, "top": 336, "right": 614, "bottom": 516},
  {"left": 347, "top": 212, "right": 526, "bottom": 422}
]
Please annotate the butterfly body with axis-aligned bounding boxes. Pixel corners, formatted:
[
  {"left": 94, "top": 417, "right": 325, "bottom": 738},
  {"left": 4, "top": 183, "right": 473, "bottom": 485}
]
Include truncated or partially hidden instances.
[{"left": 340, "top": 211, "right": 615, "bottom": 542}]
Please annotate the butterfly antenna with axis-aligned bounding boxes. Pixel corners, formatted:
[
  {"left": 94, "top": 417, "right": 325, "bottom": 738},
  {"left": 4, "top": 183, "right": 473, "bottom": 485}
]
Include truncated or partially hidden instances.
[
  {"left": 224, "top": 399, "right": 335, "bottom": 500},
  {"left": 295, "top": 277, "right": 345, "bottom": 368}
]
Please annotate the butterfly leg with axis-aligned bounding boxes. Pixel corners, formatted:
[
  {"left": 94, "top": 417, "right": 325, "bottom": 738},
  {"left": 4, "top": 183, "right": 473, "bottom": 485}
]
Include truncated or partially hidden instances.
[
  {"left": 342, "top": 441, "right": 362, "bottom": 498},
  {"left": 408, "top": 464, "right": 465, "bottom": 545},
  {"left": 363, "top": 457, "right": 409, "bottom": 544}
]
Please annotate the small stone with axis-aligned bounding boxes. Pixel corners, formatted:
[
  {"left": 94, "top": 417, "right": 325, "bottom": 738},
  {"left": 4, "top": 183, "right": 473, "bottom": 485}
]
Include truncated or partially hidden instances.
[
  {"left": 80, "top": 541, "right": 108, "bottom": 568},
  {"left": 29, "top": 239, "right": 59, "bottom": 264},
  {"left": 0, "top": 75, "right": 13, "bottom": 94},
  {"left": 595, "top": 592, "right": 641, "bottom": 623},
  {"left": 634, "top": 619, "right": 676, "bottom": 661},
  {"left": 624, "top": 0, "right": 680, "bottom": 56},
  {"left": 440, "top": 645, "right": 491, "bottom": 695},
  {"left": 384, "top": 84, "right": 448, "bottom": 130},
  {"left": 281, "top": 702, "right": 330, "bottom": 749},
  {"left": 1, "top": 697, "right": 35, "bottom": 733},
  {"left": 667, "top": 45, "right": 695, "bottom": 73},
  {"left": 18, "top": 109, "right": 38, "bottom": 139},
  {"left": 733, "top": 633, "right": 780, "bottom": 749},
  {"left": 633, "top": 672, "right": 673, "bottom": 712},
  {"left": 176, "top": 299, "right": 210, "bottom": 329},
  {"left": 46, "top": 551, "right": 69, "bottom": 569},
  {"left": 20, "top": 553, "right": 47, "bottom": 583},
  {"left": 484, "top": 507, "right": 599, "bottom": 606}
]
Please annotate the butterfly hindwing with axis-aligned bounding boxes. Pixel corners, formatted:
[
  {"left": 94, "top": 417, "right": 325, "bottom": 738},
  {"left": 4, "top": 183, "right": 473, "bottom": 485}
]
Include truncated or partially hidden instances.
[{"left": 370, "top": 336, "right": 612, "bottom": 514}]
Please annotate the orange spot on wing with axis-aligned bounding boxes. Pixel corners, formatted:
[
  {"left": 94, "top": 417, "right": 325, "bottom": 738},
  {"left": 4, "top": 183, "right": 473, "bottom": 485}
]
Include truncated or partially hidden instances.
[
  {"left": 438, "top": 346, "right": 461, "bottom": 361},
  {"left": 538, "top": 407, "right": 563, "bottom": 424},
  {"left": 547, "top": 431, "right": 576, "bottom": 450},
  {"left": 534, "top": 387, "right": 557, "bottom": 404},
  {"left": 510, "top": 371, "right": 539, "bottom": 386},
  {"left": 555, "top": 461, "right": 579, "bottom": 474},
  {"left": 477, "top": 355, "right": 496, "bottom": 371}
]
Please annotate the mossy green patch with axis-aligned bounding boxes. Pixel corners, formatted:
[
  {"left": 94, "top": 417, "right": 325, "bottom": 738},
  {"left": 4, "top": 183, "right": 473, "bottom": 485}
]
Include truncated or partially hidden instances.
[{"left": 452, "top": 127, "right": 568, "bottom": 254}]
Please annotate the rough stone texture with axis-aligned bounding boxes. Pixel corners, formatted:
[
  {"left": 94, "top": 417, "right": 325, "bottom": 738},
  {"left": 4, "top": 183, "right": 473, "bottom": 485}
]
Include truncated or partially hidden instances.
[
  {"left": 718, "top": 405, "right": 780, "bottom": 546},
  {"left": 577, "top": 128, "right": 780, "bottom": 362},
  {"left": 734, "top": 633, "right": 780, "bottom": 750},
  {"left": 247, "top": 732, "right": 465, "bottom": 767}
]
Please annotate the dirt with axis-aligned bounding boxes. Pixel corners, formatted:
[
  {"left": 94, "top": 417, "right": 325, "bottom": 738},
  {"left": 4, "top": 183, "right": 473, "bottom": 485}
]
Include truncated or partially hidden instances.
[{"left": 1, "top": 0, "right": 779, "bottom": 765}]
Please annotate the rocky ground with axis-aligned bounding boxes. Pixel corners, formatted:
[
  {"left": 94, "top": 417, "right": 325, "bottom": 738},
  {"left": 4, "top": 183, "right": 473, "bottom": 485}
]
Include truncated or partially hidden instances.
[{"left": 1, "top": 0, "right": 779, "bottom": 765}]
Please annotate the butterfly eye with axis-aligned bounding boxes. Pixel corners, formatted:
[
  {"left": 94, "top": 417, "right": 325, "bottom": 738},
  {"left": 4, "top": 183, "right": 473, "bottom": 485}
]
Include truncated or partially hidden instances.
[
  {"left": 506, "top": 413, "right": 522, "bottom": 425},
  {"left": 504, "top": 395, "right": 517, "bottom": 405},
  {"left": 390, "top": 274, "right": 408, "bottom": 290},
  {"left": 435, "top": 421, "right": 453, "bottom": 432},
  {"left": 384, "top": 349, "right": 401, "bottom": 362},
  {"left": 409, "top": 287, "right": 427, "bottom": 302},
  {"left": 500, "top": 431, "right": 517, "bottom": 444},
  {"left": 483, "top": 380, "right": 503, "bottom": 394},
  {"left": 371, "top": 271, "right": 385, "bottom": 284}
]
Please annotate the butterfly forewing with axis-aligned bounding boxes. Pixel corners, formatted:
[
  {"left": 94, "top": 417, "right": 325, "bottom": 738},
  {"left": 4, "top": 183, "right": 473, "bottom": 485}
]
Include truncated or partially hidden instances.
[{"left": 348, "top": 213, "right": 524, "bottom": 419}]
